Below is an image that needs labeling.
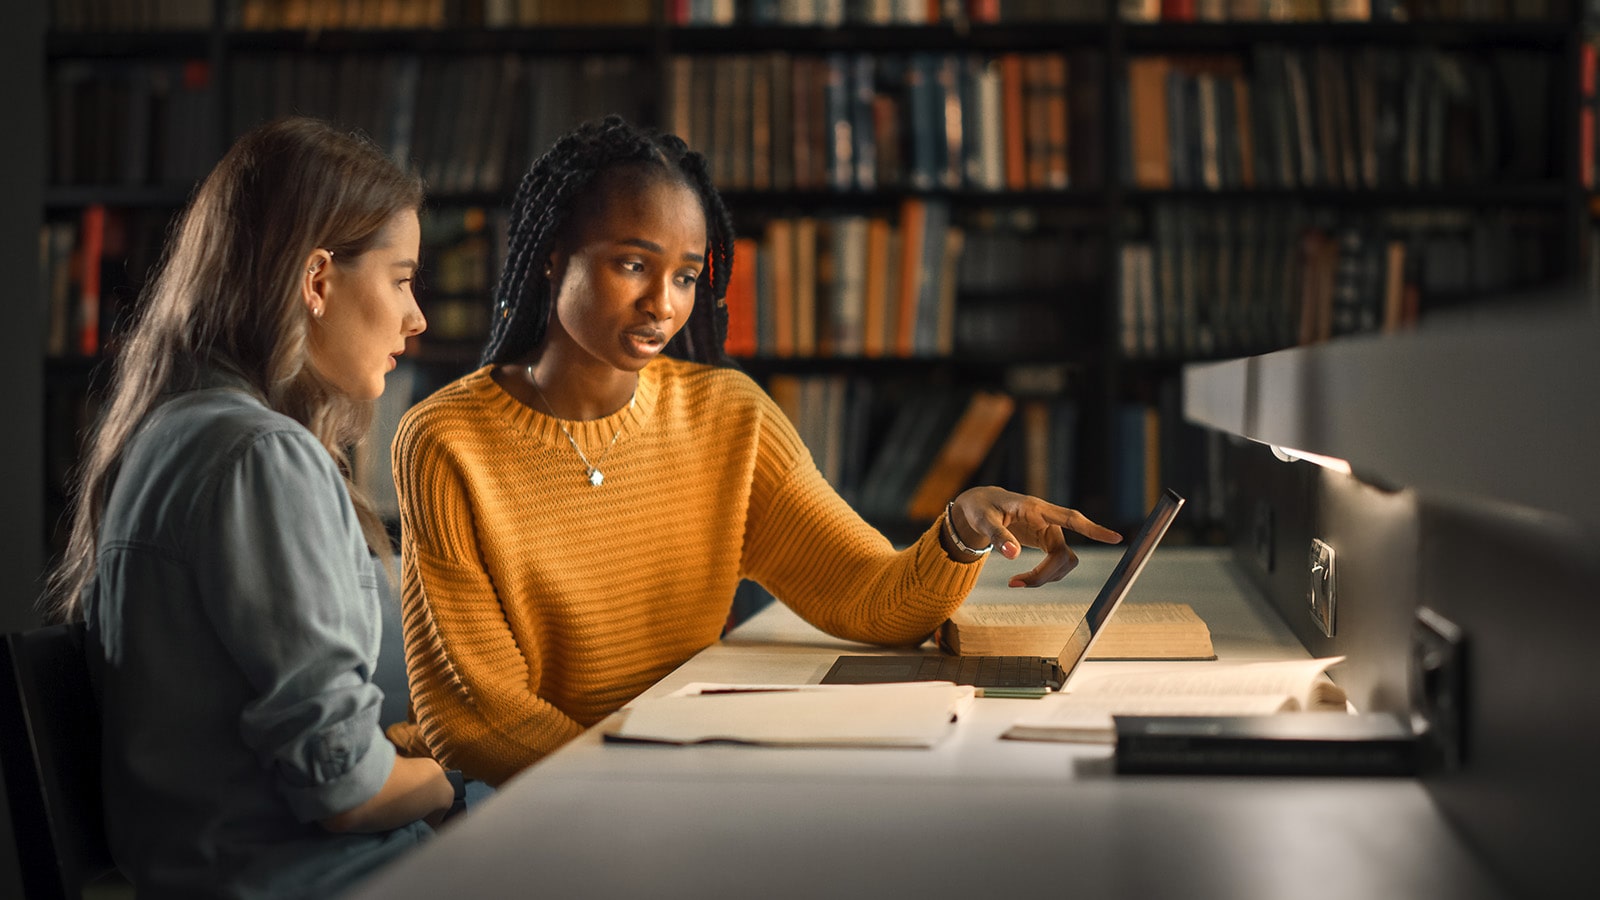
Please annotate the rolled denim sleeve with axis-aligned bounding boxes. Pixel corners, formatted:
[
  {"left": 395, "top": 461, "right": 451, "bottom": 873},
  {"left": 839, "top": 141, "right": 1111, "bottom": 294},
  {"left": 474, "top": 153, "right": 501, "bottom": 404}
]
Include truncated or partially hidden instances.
[{"left": 190, "top": 427, "right": 395, "bottom": 823}]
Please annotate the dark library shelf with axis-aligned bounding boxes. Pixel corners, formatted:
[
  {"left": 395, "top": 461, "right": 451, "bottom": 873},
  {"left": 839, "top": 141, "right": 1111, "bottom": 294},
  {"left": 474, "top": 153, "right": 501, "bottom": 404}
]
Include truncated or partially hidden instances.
[
  {"left": 36, "top": 3, "right": 1594, "bottom": 544},
  {"left": 1125, "top": 184, "right": 1576, "bottom": 205},
  {"left": 46, "top": 30, "right": 211, "bottom": 57},
  {"left": 45, "top": 186, "right": 194, "bottom": 209},
  {"left": 1121, "top": 20, "right": 1572, "bottom": 50},
  {"left": 224, "top": 26, "right": 660, "bottom": 54}
]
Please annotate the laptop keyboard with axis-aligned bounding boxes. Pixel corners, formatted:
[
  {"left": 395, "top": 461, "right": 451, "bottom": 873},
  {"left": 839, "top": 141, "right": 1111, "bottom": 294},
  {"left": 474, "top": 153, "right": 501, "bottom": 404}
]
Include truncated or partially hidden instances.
[{"left": 914, "top": 655, "right": 1056, "bottom": 688}]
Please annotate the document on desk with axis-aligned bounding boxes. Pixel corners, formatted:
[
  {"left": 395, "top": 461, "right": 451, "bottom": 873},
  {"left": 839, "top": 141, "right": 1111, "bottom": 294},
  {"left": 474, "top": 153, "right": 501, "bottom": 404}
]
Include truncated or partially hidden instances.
[
  {"left": 1001, "top": 657, "right": 1348, "bottom": 744},
  {"left": 604, "top": 682, "right": 977, "bottom": 748}
]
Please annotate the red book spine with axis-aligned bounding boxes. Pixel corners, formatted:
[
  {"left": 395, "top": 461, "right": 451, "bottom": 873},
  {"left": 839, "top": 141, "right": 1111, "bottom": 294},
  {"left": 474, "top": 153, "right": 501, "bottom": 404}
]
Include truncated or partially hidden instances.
[{"left": 77, "top": 204, "right": 106, "bottom": 357}]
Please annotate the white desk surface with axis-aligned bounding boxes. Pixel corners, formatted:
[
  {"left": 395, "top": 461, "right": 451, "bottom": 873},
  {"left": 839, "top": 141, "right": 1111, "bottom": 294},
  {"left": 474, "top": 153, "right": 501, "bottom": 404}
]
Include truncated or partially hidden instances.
[{"left": 349, "top": 547, "right": 1507, "bottom": 899}]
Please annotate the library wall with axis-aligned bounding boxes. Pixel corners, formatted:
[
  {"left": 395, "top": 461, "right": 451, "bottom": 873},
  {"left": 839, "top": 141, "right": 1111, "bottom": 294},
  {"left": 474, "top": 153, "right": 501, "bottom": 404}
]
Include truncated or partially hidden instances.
[{"left": 35, "top": 2, "right": 1593, "bottom": 558}]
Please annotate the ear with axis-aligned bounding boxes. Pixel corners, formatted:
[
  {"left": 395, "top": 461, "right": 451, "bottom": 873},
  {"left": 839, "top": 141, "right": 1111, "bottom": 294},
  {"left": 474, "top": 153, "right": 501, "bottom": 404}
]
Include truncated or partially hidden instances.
[{"left": 302, "top": 249, "right": 333, "bottom": 319}]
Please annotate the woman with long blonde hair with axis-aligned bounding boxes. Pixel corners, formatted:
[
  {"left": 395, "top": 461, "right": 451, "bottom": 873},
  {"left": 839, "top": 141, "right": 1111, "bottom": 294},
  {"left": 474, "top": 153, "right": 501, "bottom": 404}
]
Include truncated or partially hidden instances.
[{"left": 46, "top": 117, "right": 460, "bottom": 899}]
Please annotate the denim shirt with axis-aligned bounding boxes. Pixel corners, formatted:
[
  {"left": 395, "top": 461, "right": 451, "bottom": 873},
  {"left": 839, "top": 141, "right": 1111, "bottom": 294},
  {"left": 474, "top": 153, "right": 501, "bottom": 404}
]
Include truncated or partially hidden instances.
[{"left": 83, "top": 384, "right": 428, "bottom": 899}]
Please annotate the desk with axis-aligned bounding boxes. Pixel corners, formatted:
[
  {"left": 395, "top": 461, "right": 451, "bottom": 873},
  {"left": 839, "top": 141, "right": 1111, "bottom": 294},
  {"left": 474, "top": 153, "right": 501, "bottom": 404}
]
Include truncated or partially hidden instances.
[{"left": 349, "top": 548, "right": 1506, "bottom": 899}]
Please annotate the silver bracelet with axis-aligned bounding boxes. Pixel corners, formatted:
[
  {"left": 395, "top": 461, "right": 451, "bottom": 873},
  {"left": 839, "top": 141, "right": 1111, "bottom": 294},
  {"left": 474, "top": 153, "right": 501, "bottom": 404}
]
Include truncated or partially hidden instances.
[{"left": 944, "top": 501, "right": 994, "bottom": 558}]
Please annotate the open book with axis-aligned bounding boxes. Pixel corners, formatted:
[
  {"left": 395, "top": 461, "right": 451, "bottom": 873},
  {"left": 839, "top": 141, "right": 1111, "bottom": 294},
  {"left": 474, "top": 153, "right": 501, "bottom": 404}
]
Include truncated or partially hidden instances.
[
  {"left": 603, "top": 682, "right": 976, "bottom": 748},
  {"left": 1002, "top": 657, "right": 1348, "bottom": 743},
  {"left": 938, "top": 602, "right": 1215, "bottom": 660}
]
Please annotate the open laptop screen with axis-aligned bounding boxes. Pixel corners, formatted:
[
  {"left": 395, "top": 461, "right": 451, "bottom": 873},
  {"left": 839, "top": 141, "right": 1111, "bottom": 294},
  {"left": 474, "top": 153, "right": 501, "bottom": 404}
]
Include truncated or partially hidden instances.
[{"left": 1055, "top": 487, "right": 1185, "bottom": 677}]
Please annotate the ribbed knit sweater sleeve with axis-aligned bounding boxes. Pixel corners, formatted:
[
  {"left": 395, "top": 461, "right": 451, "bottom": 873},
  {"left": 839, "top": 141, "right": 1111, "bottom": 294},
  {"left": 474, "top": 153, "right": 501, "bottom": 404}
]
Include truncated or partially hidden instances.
[{"left": 391, "top": 360, "right": 983, "bottom": 784}]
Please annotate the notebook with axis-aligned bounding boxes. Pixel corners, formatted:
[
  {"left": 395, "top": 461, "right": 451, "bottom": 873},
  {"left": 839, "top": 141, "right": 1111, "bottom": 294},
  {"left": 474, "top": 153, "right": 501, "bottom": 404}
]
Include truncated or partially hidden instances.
[{"left": 820, "top": 489, "right": 1186, "bottom": 690}]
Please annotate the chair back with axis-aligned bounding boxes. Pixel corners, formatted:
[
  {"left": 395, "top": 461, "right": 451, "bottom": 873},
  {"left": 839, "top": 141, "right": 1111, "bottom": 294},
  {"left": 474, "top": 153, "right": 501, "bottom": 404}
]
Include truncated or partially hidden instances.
[{"left": 0, "top": 621, "right": 116, "bottom": 899}]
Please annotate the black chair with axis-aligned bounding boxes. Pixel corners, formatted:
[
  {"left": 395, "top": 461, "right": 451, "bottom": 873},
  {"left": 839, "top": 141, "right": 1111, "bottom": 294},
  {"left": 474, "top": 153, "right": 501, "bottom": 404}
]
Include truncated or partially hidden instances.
[{"left": 0, "top": 621, "right": 117, "bottom": 899}]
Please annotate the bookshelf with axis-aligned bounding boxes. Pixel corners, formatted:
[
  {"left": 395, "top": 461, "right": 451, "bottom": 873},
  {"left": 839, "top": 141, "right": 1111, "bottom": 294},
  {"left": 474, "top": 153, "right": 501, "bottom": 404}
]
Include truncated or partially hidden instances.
[{"left": 37, "top": 0, "right": 1589, "bottom": 556}]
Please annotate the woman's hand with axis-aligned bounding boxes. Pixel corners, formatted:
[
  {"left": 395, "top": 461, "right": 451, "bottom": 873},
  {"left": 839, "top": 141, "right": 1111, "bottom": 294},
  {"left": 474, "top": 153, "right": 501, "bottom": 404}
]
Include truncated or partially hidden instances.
[{"left": 947, "top": 486, "right": 1122, "bottom": 588}]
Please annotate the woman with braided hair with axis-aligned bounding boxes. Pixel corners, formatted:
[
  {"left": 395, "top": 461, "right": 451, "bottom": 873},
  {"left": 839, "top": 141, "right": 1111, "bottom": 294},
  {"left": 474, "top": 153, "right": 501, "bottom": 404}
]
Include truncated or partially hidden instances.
[{"left": 388, "top": 116, "right": 1121, "bottom": 784}]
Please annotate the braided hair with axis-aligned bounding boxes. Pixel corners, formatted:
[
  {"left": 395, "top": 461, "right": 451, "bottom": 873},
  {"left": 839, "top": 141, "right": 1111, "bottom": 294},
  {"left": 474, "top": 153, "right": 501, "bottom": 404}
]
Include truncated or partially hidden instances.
[{"left": 483, "top": 115, "right": 737, "bottom": 368}]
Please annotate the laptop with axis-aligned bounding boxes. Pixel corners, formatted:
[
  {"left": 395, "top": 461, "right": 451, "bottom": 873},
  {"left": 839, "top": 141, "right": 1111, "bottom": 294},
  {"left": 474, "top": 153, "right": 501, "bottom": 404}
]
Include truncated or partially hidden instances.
[{"left": 820, "top": 488, "right": 1186, "bottom": 690}]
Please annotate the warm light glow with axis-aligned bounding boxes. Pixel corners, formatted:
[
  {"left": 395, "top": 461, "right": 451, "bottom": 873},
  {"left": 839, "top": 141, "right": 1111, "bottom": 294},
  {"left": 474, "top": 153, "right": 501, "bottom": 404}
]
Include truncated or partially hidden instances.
[{"left": 1270, "top": 445, "right": 1354, "bottom": 475}]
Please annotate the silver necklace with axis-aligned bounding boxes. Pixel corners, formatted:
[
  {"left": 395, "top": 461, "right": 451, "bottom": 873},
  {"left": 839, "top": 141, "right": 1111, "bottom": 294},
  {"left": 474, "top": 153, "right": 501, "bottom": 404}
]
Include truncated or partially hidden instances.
[{"left": 525, "top": 365, "right": 635, "bottom": 487}]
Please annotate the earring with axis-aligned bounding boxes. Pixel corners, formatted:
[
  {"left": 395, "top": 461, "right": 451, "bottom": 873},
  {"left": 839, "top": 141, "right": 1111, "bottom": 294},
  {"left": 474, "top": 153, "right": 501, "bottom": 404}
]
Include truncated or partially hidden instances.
[{"left": 311, "top": 304, "right": 324, "bottom": 319}]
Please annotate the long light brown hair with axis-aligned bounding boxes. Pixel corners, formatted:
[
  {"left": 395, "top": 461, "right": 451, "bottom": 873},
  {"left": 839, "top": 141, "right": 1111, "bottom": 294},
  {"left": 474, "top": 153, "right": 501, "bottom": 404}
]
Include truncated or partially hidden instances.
[{"left": 44, "top": 117, "right": 424, "bottom": 622}]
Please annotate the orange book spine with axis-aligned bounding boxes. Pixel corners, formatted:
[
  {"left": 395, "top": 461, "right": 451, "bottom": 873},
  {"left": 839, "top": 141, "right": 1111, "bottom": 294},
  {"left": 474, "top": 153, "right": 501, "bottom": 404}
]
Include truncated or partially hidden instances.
[
  {"left": 905, "top": 392, "right": 1017, "bottom": 522},
  {"left": 723, "top": 237, "right": 759, "bottom": 357},
  {"left": 1000, "top": 54, "right": 1027, "bottom": 192}
]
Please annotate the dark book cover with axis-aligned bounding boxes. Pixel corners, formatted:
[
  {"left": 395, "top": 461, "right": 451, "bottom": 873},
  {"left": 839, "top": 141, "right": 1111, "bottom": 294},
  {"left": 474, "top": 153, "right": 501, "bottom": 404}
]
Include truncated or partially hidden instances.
[{"left": 1114, "top": 713, "right": 1418, "bottom": 776}]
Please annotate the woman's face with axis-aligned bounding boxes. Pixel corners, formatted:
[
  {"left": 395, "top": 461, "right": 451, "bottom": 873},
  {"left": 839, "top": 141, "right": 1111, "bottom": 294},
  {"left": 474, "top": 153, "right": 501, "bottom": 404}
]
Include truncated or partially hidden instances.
[
  {"left": 544, "top": 177, "right": 707, "bottom": 374},
  {"left": 306, "top": 209, "right": 426, "bottom": 401}
]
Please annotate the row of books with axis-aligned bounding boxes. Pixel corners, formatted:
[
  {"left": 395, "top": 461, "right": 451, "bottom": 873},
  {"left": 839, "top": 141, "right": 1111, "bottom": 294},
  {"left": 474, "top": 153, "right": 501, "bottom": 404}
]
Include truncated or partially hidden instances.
[
  {"left": 669, "top": 0, "right": 1104, "bottom": 25},
  {"left": 765, "top": 378, "right": 1033, "bottom": 524},
  {"left": 49, "top": 53, "right": 650, "bottom": 194},
  {"left": 1120, "top": 0, "right": 1567, "bottom": 20},
  {"left": 54, "top": 0, "right": 1566, "bottom": 30},
  {"left": 233, "top": 0, "right": 655, "bottom": 28},
  {"left": 1112, "top": 382, "right": 1226, "bottom": 530},
  {"left": 231, "top": 53, "right": 648, "bottom": 196},
  {"left": 51, "top": 44, "right": 1555, "bottom": 197},
  {"left": 50, "top": 60, "right": 217, "bottom": 189},
  {"left": 1124, "top": 46, "right": 1555, "bottom": 192},
  {"left": 763, "top": 373, "right": 1225, "bottom": 535},
  {"left": 723, "top": 199, "right": 964, "bottom": 359},
  {"left": 1117, "top": 202, "right": 1566, "bottom": 360},
  {"left": 667, "top": 51, "right": 1105, "bottom": 194}
]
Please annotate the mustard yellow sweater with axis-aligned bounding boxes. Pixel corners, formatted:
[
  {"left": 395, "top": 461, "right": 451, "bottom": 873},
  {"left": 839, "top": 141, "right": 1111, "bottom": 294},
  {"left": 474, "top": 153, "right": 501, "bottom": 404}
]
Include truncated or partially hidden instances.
[{"left": 390, "top": 357, "right": 983, "bottom": 785}]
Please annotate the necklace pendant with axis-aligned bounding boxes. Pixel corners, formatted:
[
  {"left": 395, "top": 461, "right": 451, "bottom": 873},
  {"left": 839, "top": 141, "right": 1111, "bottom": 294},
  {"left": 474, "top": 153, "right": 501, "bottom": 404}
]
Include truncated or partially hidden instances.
[{"left": 588, "top": 469, "right": 604, "bottom": 487}]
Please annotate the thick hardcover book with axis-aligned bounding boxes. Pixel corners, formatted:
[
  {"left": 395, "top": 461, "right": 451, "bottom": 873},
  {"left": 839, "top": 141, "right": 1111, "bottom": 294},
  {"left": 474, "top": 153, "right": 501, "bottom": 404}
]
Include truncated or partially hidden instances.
[
  {"left": 1113, "top": 713, "right": 1417, "bottom": 776},
  {"left": 938, "top": 601, "right": 1213, "bottom": 660}
]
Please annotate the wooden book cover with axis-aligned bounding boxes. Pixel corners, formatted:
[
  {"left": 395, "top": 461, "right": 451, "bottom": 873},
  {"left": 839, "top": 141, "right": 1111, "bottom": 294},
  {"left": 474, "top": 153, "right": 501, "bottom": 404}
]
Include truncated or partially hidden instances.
[
  {"left": 751, "top": 55, "right": 773, "bottom": 190},
  {"left": 939, "top": 602, "right": 1216, "bottom": 660},
  {"left": 1023, "top": 55, "right": 1050, "bottom": 188},
  {"left": 769, "top": 52, "right": 794, "bottom": 191},
  {"left": 793, "top": 216, "right": 818, "bottom": 357},
  {"left": 862, "top": 216, "right": 892, "bottom": 357},
  {"left": 904, "top": 390, "right": 1016, "bottom": 522},
  {"left": 1043, "top": 54, "right": 1070, "bottom": 189},
  {"left": 766, "top": 218, "right": 795, "bottom": 357},
  {"left": 729, "top": 55, "right": 754, "bottom": 190},
  {"left": 668, "top": 55, "right": 693, "bottom": 147},
  {"left": 1231, "top": 74, "right": 1255, "bottom": 188},
  {"left": 999, "top": 53, "right": 1027, "bottom": 190},
  {"left": 790, "top": 55, "right": 816, "bottom": 190},
  {"left": 724, "top": 236, "right": 760, "bottom": 357},
  {"left": 1127, "top": 55, "right": 1173, "bottom": 188}
]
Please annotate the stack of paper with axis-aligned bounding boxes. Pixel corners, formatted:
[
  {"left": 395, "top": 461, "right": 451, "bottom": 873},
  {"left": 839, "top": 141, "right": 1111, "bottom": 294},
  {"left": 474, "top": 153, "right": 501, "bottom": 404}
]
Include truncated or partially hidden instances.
[{"left": 605, "top": 682, "right": 976, "bottom": 748}]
